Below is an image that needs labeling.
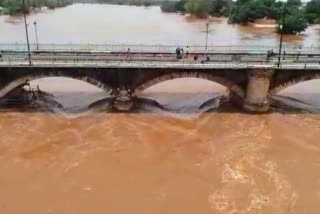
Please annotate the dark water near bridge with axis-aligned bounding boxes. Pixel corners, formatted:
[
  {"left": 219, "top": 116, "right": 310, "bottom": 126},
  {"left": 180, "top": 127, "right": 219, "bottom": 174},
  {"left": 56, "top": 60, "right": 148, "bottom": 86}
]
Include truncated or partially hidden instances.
[{"left": 1, "top": 4, "right": 320, "bottom": 214}]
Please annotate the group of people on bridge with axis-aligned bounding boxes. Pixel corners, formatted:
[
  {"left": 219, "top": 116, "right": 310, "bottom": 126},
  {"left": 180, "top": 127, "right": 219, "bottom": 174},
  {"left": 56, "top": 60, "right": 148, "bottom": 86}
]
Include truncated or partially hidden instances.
[
  {"left": 266, "top": 48, "right": 302, "bottom": 62},
  {"left": 175, "top": 46, "right": 213, "bottom": 63},
  {"left": 175, "top": 47, "right": 190, "bottom": 60}
]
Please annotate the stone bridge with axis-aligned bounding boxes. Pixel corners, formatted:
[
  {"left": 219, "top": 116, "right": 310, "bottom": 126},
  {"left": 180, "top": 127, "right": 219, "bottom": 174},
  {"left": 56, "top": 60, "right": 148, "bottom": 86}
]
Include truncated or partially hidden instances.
[
  {"left": 1, "top": 44, "right": 320, "bottom": 112},
  {"left": 1, "top": 65, "right": 320, "bottom": 112}
]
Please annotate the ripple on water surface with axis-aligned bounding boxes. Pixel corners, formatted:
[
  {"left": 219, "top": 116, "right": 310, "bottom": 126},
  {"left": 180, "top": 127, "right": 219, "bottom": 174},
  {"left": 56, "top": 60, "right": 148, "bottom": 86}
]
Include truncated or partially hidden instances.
[{"left": 1, "top": 79, "right": 320, "bottom": 213}]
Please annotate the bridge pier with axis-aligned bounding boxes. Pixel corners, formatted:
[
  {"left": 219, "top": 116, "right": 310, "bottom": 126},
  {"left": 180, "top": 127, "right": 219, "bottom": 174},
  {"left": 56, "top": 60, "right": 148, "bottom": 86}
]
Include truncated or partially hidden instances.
[
  {"left": 112, "top": 88, "right": 135, "bottom": 111},
  {"left": 243, "top": 69, "right": 273, "bottom": 113}
]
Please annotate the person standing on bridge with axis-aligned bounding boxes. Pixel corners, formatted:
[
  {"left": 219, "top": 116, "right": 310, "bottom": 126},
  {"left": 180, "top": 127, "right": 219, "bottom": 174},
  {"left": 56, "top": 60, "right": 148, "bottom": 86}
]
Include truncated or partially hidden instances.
[
  {"left": 185, "top": 46, "right": 190, "bottom": 59},
  {"left": 269, "top": 49, "right": 275, "bottom": 57},
  {"left": 126, "top": 48, "right": 131, "bottom": 61},
  {"left": 176, "top": 47, "right": 181, "bottom": 59},
  {"left": 266, "top": 49, "right": 275, "bottom": 62},
  {"left": 266, "top": 50, "right": 271, "bottom": 62}
]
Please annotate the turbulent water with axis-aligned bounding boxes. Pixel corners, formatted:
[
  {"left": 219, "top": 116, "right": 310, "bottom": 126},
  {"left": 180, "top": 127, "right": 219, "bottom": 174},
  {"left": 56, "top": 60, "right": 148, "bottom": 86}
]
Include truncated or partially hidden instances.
[{"left": 1, "top": 3, "right": 320, "bottom": 214}]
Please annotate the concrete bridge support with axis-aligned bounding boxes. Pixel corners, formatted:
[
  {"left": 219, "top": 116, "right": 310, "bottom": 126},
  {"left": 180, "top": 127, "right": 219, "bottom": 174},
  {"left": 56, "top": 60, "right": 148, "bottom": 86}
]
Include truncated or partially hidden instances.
[
  {"left": 112, "top": 87, "right": 135, "bottom": 111},
  {"left": 243, "top": 70, "right": 273, "bottom": 112}
]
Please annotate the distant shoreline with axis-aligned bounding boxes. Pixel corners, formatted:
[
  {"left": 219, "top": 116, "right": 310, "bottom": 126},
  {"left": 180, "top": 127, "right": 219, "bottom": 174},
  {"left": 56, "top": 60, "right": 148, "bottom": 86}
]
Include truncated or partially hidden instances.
[{"left": 71, "top": 0, "right": 164, "bottom": 6}]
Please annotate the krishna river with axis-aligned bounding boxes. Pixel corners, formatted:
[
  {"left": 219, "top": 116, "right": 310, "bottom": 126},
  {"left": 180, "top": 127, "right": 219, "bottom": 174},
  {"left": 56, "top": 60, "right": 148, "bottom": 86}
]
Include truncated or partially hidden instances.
[{"left": 1, "top": 3, "right": 320, "bottom": 214}]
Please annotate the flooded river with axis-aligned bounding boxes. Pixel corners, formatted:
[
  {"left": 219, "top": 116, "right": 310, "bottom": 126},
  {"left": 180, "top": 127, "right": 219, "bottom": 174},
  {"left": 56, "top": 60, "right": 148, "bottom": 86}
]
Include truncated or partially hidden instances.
[
  {"left": 1, "top": 4, "right": 320, "bottom": 46},
  {"left": 1, "top": 3, "right": 320, "bottom": 214}
]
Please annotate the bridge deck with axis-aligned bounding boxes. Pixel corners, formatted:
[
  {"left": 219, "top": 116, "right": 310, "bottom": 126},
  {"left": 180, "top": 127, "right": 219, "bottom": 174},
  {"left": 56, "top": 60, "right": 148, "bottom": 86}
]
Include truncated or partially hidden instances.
[
  {"left": 1, "top": 61, "right": 320, "bottom": 70},
  {"left": 1, "top": 44, "right": 320, "bottom": 70}
]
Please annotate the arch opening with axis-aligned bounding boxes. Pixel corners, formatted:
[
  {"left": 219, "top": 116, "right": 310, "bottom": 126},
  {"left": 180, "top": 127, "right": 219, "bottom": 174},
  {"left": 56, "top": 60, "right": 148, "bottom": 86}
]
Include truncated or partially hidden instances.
[
  {"left": 135, "top": 74, "right": 245, "bottom": 110},
  {"left": 269, "top": 74, "right": 320, "bottom": 97},
  {"left": 1, "top": 76, "right": 112, "bottom": 108},
  {"left": 271, "top": 79, "right": 320, "bottom": 109},
  {"left": 135, "top": 73, "right": 244, "bottom": 97}
]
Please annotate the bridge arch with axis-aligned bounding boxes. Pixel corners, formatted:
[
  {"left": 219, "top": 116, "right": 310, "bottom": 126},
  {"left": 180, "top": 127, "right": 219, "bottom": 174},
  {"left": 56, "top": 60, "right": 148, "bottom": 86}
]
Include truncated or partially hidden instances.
[
  {"left": 269, "top": 73, "right": 320, "bottom": 97},
  {"left": 0, "top": 74, "right": 112, "bottom": 98},
  {"left": 134, "top": 72, "right": 245, "bottom": 104}
]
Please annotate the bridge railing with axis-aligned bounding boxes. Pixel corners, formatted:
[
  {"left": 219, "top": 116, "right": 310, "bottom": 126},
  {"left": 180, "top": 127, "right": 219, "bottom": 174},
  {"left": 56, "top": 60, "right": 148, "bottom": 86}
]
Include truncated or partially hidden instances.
[
  {"left": 1, "top": 43, "right": 320, "bottom": 54},
  {"left": 1, "top": 51, "right": 319, "bottom": 62},
  {"left": 1, "top": 53, "right": 320, "bottom": 70}
]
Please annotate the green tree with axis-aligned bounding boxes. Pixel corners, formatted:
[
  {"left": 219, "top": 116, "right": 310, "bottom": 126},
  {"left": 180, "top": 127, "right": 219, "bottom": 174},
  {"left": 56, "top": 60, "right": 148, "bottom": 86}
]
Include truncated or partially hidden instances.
[
  {"left": 161, "top": 1, "right": 177, "bottom": 12},
  {"left": 0, "top": 0, "right": 70, "bottom": 15},
  {"left": 184, "top": 0, "right": 213, "bottom": 17},
  {"left": 229, "top": 0, "right": 272, "bottom": 23},
  {"left": 176, "top": 0, "right": 187, "bottom": 11},
  {"left": 161, "top": 0, "right": 187, "bottom": 12},
  {"left": 211, "top": 0, "right": 231, "bottom": 16},
  {"left": 161, "top": 0, "right": 231, "bottom": 16},
  {"left": 305, "top": 0, "right": 320, "bottom": 23},
  {"left": 278, "top": 13, "right": 308, "bottom": 34},
  {"left": 3, "top": 0, "right": 23, "bottom": 14},
  {"left": 287, "top": 0, "right": 301, "bottom": 7},
  {"left": 306, "top": 0, "right": 320, "bottom": 14}
]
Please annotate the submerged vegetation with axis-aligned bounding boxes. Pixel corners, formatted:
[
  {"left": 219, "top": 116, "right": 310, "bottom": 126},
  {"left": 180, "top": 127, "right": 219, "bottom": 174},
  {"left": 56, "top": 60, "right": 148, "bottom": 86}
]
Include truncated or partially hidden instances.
[
  {"left": 230, "top": 0, "right": 309, "bottom": 34},
  {"left": 0, "top": 0, "right": 71, "bottom": 15},
  {"left": 0, "top": 0, "right": 319, "bottom": 35},
  {"left": 97, "top": 0, "right": 165, "bottom": 6},
  {"left": 161, "top": 0, "right": 320, "bottom": 34},
  {"left": 161, "top": 0, "right": 231, "bottom": 17}
]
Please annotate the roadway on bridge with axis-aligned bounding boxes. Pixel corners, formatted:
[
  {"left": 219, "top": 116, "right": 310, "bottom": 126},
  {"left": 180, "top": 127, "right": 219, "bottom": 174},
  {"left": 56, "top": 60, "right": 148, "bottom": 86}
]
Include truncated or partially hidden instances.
[{"left": 1, "top": 45, "right": 320, "bottom": 69}]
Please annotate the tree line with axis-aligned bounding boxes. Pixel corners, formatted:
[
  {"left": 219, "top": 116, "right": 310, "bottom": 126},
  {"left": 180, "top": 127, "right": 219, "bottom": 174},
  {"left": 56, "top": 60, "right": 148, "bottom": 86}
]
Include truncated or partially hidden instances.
[
  {"left": 161, "top": 0, "right": 320, "bottom": 34},
  {"left": 0, "top": 0, "right": 168, "bottom": 14},
  {"left": 0, "top": 0, "right": 71, "bottom": 15},
  {"left": 1, "top": 0, "right": 319, "bottom": 34},
  {"left": 161, "top": 0, "right": 231, "bottom": 17},
  {"left": 97, "top": 0, "right": 165, "bottom": 6}
]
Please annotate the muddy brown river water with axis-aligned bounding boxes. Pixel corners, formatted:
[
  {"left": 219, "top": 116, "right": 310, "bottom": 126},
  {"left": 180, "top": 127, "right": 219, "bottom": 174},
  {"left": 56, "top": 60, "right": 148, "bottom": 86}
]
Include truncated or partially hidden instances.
[{"left": 1, "top": 4, "right": 320, "bottom": 214}]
